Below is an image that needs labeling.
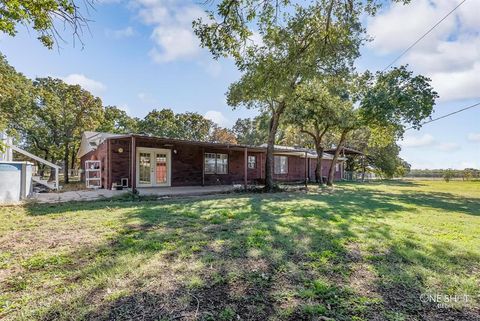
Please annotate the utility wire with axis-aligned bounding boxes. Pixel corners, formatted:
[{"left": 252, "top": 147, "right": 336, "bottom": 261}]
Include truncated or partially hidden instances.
[
  {"left": 379, "top": 0, "right": 475, "bottom": 130},
  {"left": 383, "top": 0, "right": 468, "bottom": 72},
  {"left": 406, "top": 101, "right": 480, "bottom": 130}
]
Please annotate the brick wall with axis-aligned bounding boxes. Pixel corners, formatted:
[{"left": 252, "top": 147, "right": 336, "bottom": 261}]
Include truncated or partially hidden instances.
[{"left": 80, "top": 137, "right": 343, "bottom": 189}]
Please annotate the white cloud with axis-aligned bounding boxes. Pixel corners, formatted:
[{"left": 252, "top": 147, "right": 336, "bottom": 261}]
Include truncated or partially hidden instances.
[
  {"left": 367, "top": 0, "right": 455, "bottom": 54},
  {"left": 401, "top": 135, "right": 462, "bottom": 152},
  {"left": 436, "top": 142, "right": 460, "bottom": 152},
  {"left": 467, "top": 133, "right": 480, "bottom": 142},
  {"left": 249, "top": 31, "right": 264, "bottom": 48},
  {"left": 204, "top": 110, "right": 231, "bottom": 127},
  {"left": 62, "top": 74, "right": 106, "bottom": 96},
  {"left": 105, "top": 26, "right": 135, "bottom": 39},
  {"left": 132, "top": 0, "right": 208, "bottom": 63},
  {"left": 367, "top": 0, "right": 480, "bottom": 102},
  {"left": 404, "top": 37, "right": 479, "bottom": 75},
  {"left": 400, "top": 133, "right": 435, "bottom": 148},
  {"left": 138, "top": 6, "right": 168, "bottom": 25},
  {"left": 149, "top": 26, "right": 200, "bottom": 62},
  {"left": 430, "top": 63, "right": 480, "bottom": 102}
]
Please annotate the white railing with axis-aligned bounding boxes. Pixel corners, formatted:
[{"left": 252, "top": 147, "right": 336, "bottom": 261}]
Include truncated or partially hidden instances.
[{"left": 6, "top": 143, "right": 61, "bottom": 190}]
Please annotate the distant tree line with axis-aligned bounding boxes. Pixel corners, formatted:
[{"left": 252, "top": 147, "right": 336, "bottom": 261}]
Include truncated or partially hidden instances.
[{"left": 407, "top": 169, "right": 479, "bottom": 180}]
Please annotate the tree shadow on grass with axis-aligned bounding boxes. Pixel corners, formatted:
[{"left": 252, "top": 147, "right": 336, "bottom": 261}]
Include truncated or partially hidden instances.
[
  {"left": 16, "top": 192, "right": 401, "bottom": 320},
  {"left": 12, "top": 186, "right": 480, "bottom": 320},
  {"left": 367, "top": 239, "right": 480, "bottom": 321}
]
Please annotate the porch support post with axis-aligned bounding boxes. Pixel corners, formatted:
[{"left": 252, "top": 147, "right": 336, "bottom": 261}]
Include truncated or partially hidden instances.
[
  {"left": 131, "top": 136, "right": 136, "bottom": 192},
  {"left": 107, "top": 139, "right": 111, "bottom": 189},
  {"left": 304, "top": 151, "right": 308, "bottom": 189},
  {"left": 260, "top": 153, "right": 263, "bottom": 180},
  {"left": 55, "top": 167, "right": 59, "bottom": 191},
  {"left": 201, "top": 147, "right": 205, "bottom": 186},
  {"left": 244, "top": 147, "right": 248, "bottom": 191}
]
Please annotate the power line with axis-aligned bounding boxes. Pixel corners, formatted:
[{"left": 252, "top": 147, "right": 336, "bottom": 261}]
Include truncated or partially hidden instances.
[
  {"left": 383, "top": 0, "right": 468, "bottom": 72},
  {"left": 406, "top": 101, "right": 480, "bottom": 130}
]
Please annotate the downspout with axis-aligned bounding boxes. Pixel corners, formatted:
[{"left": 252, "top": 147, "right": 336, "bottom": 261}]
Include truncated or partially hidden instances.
[
  {"left": 304, "top": 151, "right": 308, "bottom": 188},
  {"left": 131, "top": 136, "right": 137, "bottom": 192},
  {"left": 108, "top": 139, "right": 112, "bottom": 190},
  {"left": 201, "top": 146, "right": 205, "bottom": 186},
  {"left": 244, "top": 147, "right": 248, "bottom": 190}
]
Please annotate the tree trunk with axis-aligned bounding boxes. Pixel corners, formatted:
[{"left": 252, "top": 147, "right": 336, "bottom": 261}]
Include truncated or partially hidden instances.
[
  {"left": 70, "top": 149, "right": 77, "bottom": 179},
  {"left": 301, "top": 127, "right": 329, "bottom": 186},
  {"left": 314, "top": 142, "right": 324, "bottom": 185},
  {"left": 327, "top": 129, "right": 348, "bottom": 186},
  {"left": 64, "top": 143, "right": 70, "bottom": 184},
  {"left": 264, "top": 110, "right": 282, "bottom": 192},
  {"left": 39, "top": 163, "right": 45, "bottom": 178},
  {"left": 48, "top": 158, "right": 56, "bottom": 181}
]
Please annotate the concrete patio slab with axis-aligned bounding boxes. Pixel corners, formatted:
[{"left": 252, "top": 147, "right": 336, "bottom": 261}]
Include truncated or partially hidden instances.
[
  {"left": 28, "top": 185, "right": 241, "bottom": 204},
  {"left": 137, "top": 185, "right": 239, "bottom": 197},
  {"left": 32, "top": 189, "right": 128, "bottom": 204}
]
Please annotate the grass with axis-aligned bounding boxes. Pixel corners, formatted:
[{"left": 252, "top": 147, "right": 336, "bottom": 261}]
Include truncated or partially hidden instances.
[{"left": 0, "top": 180, "right": 479, "bottom": 320}]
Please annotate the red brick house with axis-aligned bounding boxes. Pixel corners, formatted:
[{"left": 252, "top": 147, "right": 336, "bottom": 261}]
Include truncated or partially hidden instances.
[{"left": 77, "top": 132, "right": 345, "bottom": 190}]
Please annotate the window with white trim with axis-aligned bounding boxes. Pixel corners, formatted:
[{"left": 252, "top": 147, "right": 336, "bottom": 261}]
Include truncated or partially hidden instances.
[
  {"left": 274, "top": 156, "right": 288, "bottom": 174},
  {"left": 204, "top": 153, "right": 228, "bottom": 174},
  {"left": 217, "top": 153, "right": 228, "bottom": 174},
  {"left": 335, "top": 163, "right": 340, "bottom": 172},
  {"left": 248, "top": 155, "right": 256, "bottom": 169}
]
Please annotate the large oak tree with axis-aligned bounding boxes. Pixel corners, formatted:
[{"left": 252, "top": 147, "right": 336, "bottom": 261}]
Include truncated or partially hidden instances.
[{"left": 194, "top": 0, "right": 413, "bottom": 191}]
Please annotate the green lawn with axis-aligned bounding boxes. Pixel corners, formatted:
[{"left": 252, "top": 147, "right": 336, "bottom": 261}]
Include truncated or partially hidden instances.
[{"left": 0, "top": 181, "right": 479, "bottom": 321}]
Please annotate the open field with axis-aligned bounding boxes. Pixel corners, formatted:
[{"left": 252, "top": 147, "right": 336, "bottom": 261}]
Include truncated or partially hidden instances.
[{"left": 0, "top": 181, "right": 479, "bottom": 321}]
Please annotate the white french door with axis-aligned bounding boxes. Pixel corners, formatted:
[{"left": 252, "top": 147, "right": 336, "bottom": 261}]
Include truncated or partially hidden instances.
[{"left": 136, "top": 148, "right": 171, "bottom": 187}]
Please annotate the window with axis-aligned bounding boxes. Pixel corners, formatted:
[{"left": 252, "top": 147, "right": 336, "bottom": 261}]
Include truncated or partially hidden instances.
[
  {"left": 248, "top": 155, "right": 256, "bottom": 169},
  {"left": 217, "top": 153, "right": 228, "bottom": 174},
  {"left": 274, "top": 156, "right": 288, "bottom": 174},
  {"left": 204, "top": 153, "right": 217, "bottom": 174},
  {"left": 335, "top": 163, "right": 340, "bottom": 172},
  {"left": 204, "top": 153, "right": 228, "bottom": 174}
]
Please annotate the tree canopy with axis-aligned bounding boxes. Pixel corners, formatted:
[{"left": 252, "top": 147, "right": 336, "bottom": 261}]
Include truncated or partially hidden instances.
[
  {"left": 97, "top": 106, "right": 139, "bottom": 134},
  {"left": 232, "top": 115, "right": 269, "bottom": 146},
  {"left": 209, "top": 125, "right": 238, "bottom": 144},
  {"left": 0, "top": 0, "right": 93, "bottom": 48},
  {"left": 360, "top": 66, "right": 438, "bottom": 136},
  {"left": 194, "top": 0, "right": 409, "bottom": 63},
  {"left": 139, "top": 109, "right": 214, "bottom": 142},
  {"left": 221, "top": 1, "right": 368, "bottom": 190}
]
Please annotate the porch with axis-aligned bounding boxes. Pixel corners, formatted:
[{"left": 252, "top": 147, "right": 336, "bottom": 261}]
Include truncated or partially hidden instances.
[{"left": 32, "top": 185, "right": 240, "bottom": 203}]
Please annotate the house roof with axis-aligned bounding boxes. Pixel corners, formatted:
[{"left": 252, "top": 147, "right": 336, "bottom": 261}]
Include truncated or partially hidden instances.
[
  {"left": 324, "top": 146, "right": 364, "bottom": 156},
  {"left": 77, "top": 132, "right": 346, "bottom": 161},
  {"left": 76, "top": 131, "right": 125, "bottom": 158},
  {"left": 258, "top": 144, "right": 341, "bottom": 160}
]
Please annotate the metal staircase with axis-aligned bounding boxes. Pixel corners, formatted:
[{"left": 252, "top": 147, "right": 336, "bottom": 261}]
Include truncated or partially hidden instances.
[
  {"left": 32, "top": 175, "right": 59, "bottom": 190},
  {"left": 3, "top": 139, "right": 61, "bottom": 191}
]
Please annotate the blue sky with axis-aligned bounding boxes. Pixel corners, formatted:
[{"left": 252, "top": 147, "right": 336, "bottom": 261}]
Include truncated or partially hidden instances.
[{"left": 1, "top": 0, "right": 479, "bottom": 169}]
